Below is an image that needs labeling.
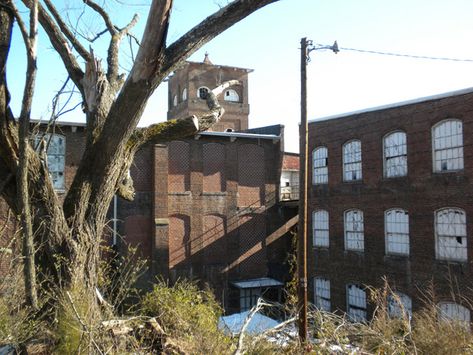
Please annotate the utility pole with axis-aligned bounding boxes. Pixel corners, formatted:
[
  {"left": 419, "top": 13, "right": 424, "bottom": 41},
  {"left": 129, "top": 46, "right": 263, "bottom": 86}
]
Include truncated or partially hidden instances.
[
  {"left": 298, "top": 37, "right": 309, "bottom": 343},
  {"left": 298, "top": 37, "right": 339, "bottom": 345}
]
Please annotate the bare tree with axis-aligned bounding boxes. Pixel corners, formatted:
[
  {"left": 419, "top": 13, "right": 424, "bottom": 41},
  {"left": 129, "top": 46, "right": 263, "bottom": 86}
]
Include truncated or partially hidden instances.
[{"left": 0, "top": 0, "right": 279, "bottom": 309}]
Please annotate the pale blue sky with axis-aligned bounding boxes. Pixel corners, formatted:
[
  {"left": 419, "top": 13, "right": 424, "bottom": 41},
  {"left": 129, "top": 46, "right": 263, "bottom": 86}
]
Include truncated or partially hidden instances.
[{"left": 8, "top": 0, "right": 473, "bottom": 152}]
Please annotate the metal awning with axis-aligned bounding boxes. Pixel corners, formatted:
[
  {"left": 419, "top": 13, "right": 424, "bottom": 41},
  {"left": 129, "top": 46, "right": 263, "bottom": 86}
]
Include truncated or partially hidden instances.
[{"left": 230, "top": 277, "right": 283, "bottom": 289}]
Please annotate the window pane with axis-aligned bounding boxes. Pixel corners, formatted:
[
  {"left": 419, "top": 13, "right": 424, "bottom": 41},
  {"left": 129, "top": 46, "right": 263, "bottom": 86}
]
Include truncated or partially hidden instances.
[
  {"left": 384, "top": 132, "right": 407, "bottom": 177},
  {"left": 436, "top": 208, "right": 467, "bottom": 261},
  {"left": 313, "top": 210, "right": 329, "bottom": 247},
  {"left": 345, "top": 210, "right": 364, "bottom": 251},
  {"left": 433, "top": 120, "right": 464, "bottom": 172},
  {"left": 347, "top": 284, "right": 367, "bottom": 322},
  {"left": 439, "top": 303, "right": 471, "bottom": 326},
  {"left": 388, "top": 292, "right": 412, "bottom": 318},
  {"left": 343, "top": 141, "right": 362, "bottom": 181},
  {"left": 385, "top": 209, "right": 409, "bottom": 255},
  {"left": 313, "top": 147, "right": 328, "bottom": 184},
  {"left": 314, "top": 278, "right": 331, "bottom": 311}
]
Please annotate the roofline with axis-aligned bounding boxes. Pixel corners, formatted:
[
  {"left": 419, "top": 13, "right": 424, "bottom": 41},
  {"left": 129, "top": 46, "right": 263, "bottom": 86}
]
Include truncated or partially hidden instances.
[
  {"left": 309, "top": 86, "right": 473, "bottom": 124},
  {"left": 199, "top": 131, "right": 280, "bottom": 140},
  {"left": 30, "top": 119, "right": 86, "bottom": 127},
  {"left": 186, "top": 60, "right": 254, "bottom": 73}
]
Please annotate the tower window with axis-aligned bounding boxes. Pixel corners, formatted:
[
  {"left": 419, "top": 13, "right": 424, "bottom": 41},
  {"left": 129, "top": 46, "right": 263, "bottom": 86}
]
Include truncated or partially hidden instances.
[
  {"left": 197, "top": 86, "right": 209, "bottom": 99},
  {"left": 224, "top": 89, "right": 239, "bottom": 102},
  {"left": 182, "top": 88, "right": 187, "bottom": 101},
  {"left": 173, "top": 94, "right": 178, "bottom": 107}
]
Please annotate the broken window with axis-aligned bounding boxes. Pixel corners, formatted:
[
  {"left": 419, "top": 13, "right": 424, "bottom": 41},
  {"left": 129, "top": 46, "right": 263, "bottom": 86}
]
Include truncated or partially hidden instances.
[
  {"left": 433, "top": 119, "right": 464, "bottom": 172},
  {"left": 344, "top": 209, "right": 364, "bottom": 251},
  {"left": 347, "top": 284, "right": 367, "bottom": 322},
  {"left": 34, "top": 134, "right": 65, "bottom": 191},
  {"left": 388, "top": 292, "right": 412, "bottom": 318},
  {"left": 384, "top": 131, "right": 407, "bottom": 178},
  {"left": 314, "top": 277, "right": 331, "bottom": 312},
  {"left": 385, "top": 209, "right": 409, "bottom": 256},
  {"left": 313, "top": 210, "right": 329, "bottom": 247},
  {"left": 197, "top": 86, "right": 209, "bottom": 99},
  {"left": 343, "top": 140, "right": 362, "bottom": 181},
  {"left": 438, "top": 302, "right": 471, "bottom": 328},
  {"left": 224, "top": 89, "right": 239, "bottom": 102},
  {"left": 312, "top": 146, "right": 328, "bottom": 184},
  {"left": 435, "top": 208, "right": 467, "bottom": 262}
]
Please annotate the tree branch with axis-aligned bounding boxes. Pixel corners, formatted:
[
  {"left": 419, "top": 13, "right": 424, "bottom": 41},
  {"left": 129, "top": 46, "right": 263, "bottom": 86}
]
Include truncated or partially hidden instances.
[
  {"left": 21, "top": 0, "right": 85, "bottom": 92},
  {"left": 130, "top": 80, "right": 239, "bottom": 148},
  {"left": 43, "top": 0, "right": 91, "bottom": 62},
  {"left": 162, "top": 0, "right": 279, "bottom": 74}
]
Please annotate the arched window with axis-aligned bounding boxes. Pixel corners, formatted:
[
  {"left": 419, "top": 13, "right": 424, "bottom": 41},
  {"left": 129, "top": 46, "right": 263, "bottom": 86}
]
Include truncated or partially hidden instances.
[
  {"left": 384, "top": 131, "right": 407, "bottom": 178},
  {"left": 197, "top": 86, "right": 209, "bottom": 99},
  {"left": 438, "top": 302, "right": 471, "bottom": 325},
  {"left": 224, "top": 89, "right": 239, "bottom": 102},
  {"left": 314, "top": 277, "right": 331, "bottom": 311},
  {"left": 343, "top": 140, "right": 362, "bottom": 181},
  {"left": 388, "top": 292, "right": 412, "bottom": 318},
  {"left": 432, "top": 119, "right": 464, "bottom": 172},
  {"left": 347, "top": 284, "right": 366, "bottom": 322},
  {"left": 182, "top": 88, "right": 187, "bottom": 101},
  {"left": 313, "top": 147, "right": 328, "bottom": 184},
  {"left": 173, "top": 94, "right": 178, "bottom": 107},
  {"left": 344, "top": 209, "right": 364, "bottom": 251},
  {"left": 313, "top": 210, "right": 329, "bottom": 247},
  {"left": 35, "top": 134, "right": 66, "bottom": 190},
  {"left": 385, "top": 209, "right": 409, "bottom": 256},
  {"left": 435, "top": 208, "right": 467, "bottom": 261}
]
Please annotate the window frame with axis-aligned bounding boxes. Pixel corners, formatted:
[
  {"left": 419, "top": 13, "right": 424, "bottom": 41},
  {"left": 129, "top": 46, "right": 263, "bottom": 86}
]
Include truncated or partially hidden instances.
[
  {"left": 224, "top": 89, "right": 240, "bottom": 102},
  {"left": 388, "top": 291, "right": 412, "bottom": 318},
  {"left": 346, "top": 283, "right": 367, "bottom": 322},
  {"left": 344, "top": 209, "right": 364, "bottom": 251},
  {"left": 385, "top": 208, "right": 410, "bottom": 256},
  {"left": 197, "top": 86, "right": 210, "bottom": 99},
  {"left": 314, "top": 277, "right": 331, "bottom": 312},
  {"left": 312, "top": 146, "right": 328, "bottom": 185},
  {"left": 313, "top": 209, "right": 329, "bottom": 248},
  {"left": 435, "top": 208, "right": 468, "bottom": 262},
  {"left": 432, "top": 119, "right": 464, "bottom": 173},
  {"left": 342, "top": 140, "right": 362, "bottom": 182},
  {"left": 383, "top": 130, "right": 408, "bottom": 178},
  {"left": 438, "top": 302, "right": 471, "bottom": 326}
]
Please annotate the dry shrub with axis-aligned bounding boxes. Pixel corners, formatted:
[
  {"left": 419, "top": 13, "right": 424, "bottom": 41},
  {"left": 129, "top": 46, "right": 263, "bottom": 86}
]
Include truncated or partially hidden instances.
[{"left": 141, "top": 279, "right": 232, "bottom": 354}]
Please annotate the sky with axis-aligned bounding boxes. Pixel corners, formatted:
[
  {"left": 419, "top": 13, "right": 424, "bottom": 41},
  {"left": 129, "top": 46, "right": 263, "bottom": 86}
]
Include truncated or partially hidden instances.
[{"left": 7, "top": 0, "right": 473, "bottom": 153}]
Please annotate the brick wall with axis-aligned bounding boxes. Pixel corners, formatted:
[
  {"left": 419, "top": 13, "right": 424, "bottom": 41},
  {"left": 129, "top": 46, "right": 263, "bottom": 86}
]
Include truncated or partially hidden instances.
[{"left": 308, "top": 90, "right": 473, "bottom": 317}]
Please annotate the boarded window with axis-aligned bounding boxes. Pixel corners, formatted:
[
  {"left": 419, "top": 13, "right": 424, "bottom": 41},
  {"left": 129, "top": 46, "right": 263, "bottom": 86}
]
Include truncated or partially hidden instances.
[
  {"left": 435, "top": 208, "right": 467, "bottom": 261},
  {"left": 168, "top": 141, "right": 190, "bottom": 192},
  {"left": 347, "top": 284, "right": 367, "bottom": 322},
  {"left": 203, "top": 143, "right": 225, "bottom": 192},
  {"left": 313, "top": 146, "right": 328, "bottom": 184},
  {"left": 344, "top": 209, "right": 364, "bottom": 251},
  {"left": 224, "top": 89, "right": 239, "bottom": 102},
  {"left": 384, "top": 131, "right": 407, "bottom": 178},
  {"left": 385, "top": 209, "right": 409, "bottom": 255},
  {"left": 314, "top": 277, "right": 331, "bottom": 312},
  {"left": 237, "top": 144, "right": 264, "bottom": 207},
  {"left": 433, "top": 119, "right": 464, "bottom": 172},
  {"left": 34, "top": 134, "right": 65, "bottom": 190},
  {"left": 313, "top": 210, "right": 329, "bottom": 247},
  {"left": 438, "top": 302, "right": 471, "bottom": 327},
  {"left": 388, "top": 292, "right": 412, "bottom": 318},
  {"left": 343, "top": 140, "right": 362, "bottom": 181}
]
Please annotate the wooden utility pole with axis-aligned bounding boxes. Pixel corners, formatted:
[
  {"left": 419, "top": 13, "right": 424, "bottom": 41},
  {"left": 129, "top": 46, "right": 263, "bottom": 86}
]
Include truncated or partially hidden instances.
[{"left": 298, "top": 37, "right": 309, "bottom": 343}]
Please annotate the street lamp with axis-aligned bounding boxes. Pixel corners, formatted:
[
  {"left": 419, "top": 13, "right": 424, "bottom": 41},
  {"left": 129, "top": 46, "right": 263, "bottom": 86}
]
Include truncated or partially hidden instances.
[{"left": 298, "top": 38, "right": 338, "bottom": 343}]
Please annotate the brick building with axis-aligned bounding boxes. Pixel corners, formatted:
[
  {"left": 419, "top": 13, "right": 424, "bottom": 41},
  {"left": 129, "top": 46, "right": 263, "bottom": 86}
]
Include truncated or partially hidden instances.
[{"left": 308, "top": 88, "right": 473, "bottom": 323}]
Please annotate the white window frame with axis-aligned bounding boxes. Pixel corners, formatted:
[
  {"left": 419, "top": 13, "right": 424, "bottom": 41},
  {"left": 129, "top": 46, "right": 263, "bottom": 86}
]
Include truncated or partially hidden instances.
[
  {"left": 385, "top": 208, "right": 410, "bottom": 256},
  {"left": 435, "top": 208, "right": 467, "bottom": 262},
  {"left": 313, "top": 210, "right": 329, "bottom": 247},
  {"left": 224, "top": 89, "right": 239, "bottom": 102},
  {"left": 344, "top": 209, "right": 364, "bottom": 251},
  {"left": 312, "top": 147, "right": 328, "bottom": 185},
  {"left": 388, "top": 292, "right": 412, "bottom": 318},
  {"left": 432, "top": 119, "right": 464, "bottom": 172},
  {"left": 438, "top": 302, "right": 471, "bottom": 326},
  {"left": 383, "top": 131, "right": 407, "bottom": 178},
  {"left": 347, "top": 284, "right": 367, "bottom": 322},
  {"left": 197, "top": 86, "right": 210, "bottom": 99},
  {"left": 182, "top": 87, "right": 187, "bottom": 101},
  {"left": 314, "top": 277, "right": 331, "bottom": 312},
  {"left": 34, "top": 134, "right": 66, "bottom": 191},
  {"left": 343, "top": 140, "right": 362, "bottom": 182}
]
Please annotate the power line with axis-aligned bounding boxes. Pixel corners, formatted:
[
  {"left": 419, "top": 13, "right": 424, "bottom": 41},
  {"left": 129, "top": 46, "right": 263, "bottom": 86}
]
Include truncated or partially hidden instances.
[{"left": 314, "top": 43, "right": 473, "bottom": 63}]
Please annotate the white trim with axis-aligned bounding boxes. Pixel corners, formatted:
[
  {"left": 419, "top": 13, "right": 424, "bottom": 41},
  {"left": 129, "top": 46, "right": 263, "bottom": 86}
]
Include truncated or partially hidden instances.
[
  {"left": 309, "top": 86, "right": 473, "bottom": 124},
  {"left": 199, "top": 131, "right": 280, "bottom": 140}
]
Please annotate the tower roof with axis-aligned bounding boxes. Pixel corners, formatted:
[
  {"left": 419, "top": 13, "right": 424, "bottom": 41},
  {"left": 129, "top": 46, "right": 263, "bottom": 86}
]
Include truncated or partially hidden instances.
[{"left": 203, "top": 52, "right": 213, "bottom": 65}]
